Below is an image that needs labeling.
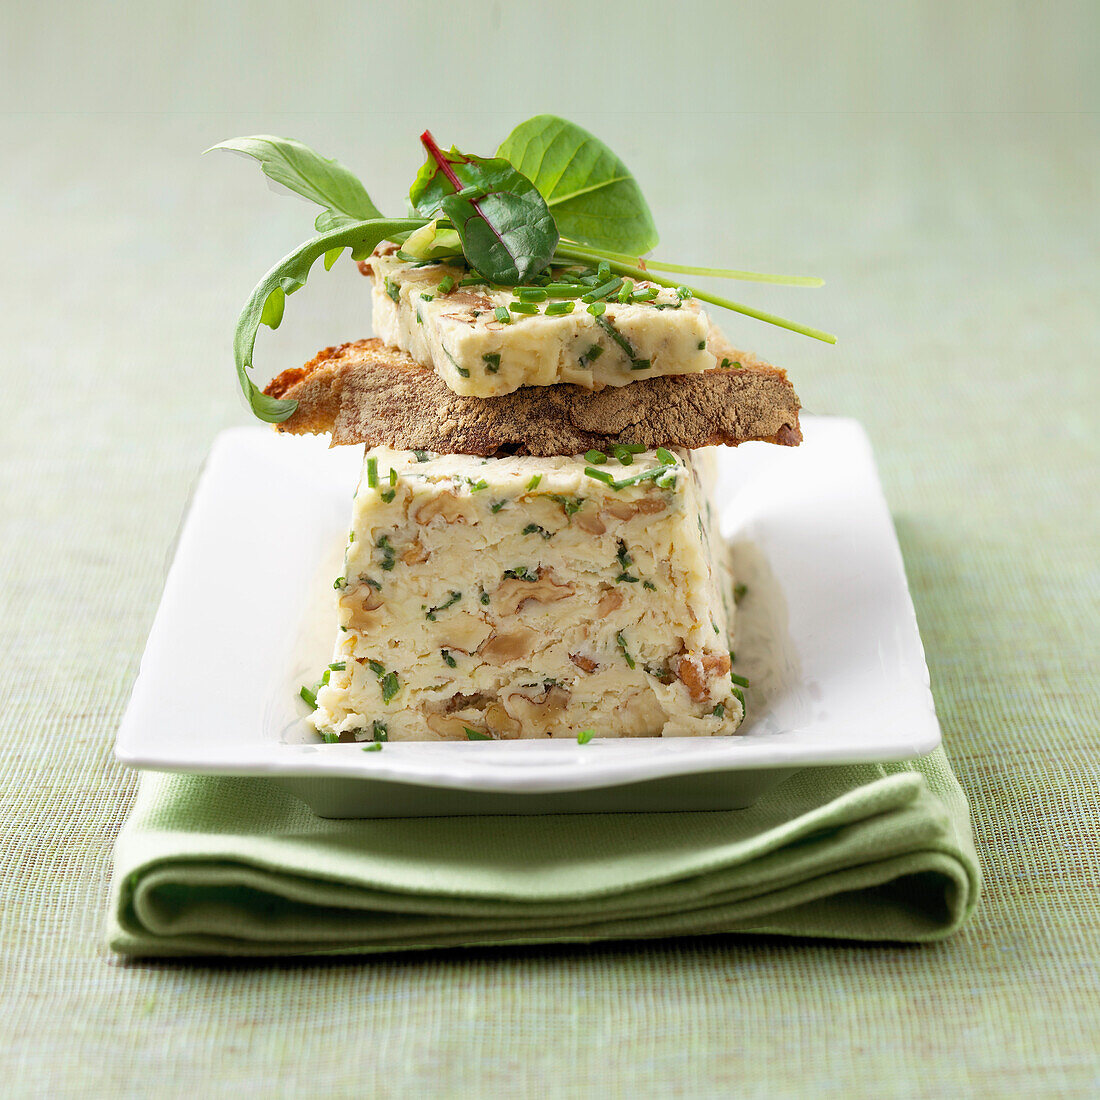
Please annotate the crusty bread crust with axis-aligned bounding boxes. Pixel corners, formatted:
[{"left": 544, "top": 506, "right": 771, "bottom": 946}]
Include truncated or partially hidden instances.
[{"left": 264, "top": 337, "right": 801, "bottom": 455}]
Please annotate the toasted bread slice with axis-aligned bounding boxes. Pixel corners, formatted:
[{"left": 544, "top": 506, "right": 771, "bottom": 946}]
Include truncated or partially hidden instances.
[{"left": 263, "top": 336, "right": 801, "bottom": 455}]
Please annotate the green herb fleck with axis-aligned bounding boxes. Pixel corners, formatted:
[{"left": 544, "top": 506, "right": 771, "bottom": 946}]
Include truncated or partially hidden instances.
[
  {"left": 467, "top": 478, "right": 488, "bottom": 492},
  {"left": 426, "top": 591, "right": 462, "bottom": 620},
  {"left": 483, "top": 352, "right": 501, "bottom": 373},
  {"left": 587, "top": 301, "right": 606, "bottom": 317},
  {"left": 384, "top": 277, "right": 400, "bottom": 304},
  {"left": 585, "top": 449, "right": 608, "bottom": 465},
  {"left": 734, "top": 583, "right": 748, "bottom": 603},
  {"left": 643, "top": 580, "right": 657, "bottom": 591},
  {"left": 464, "top": 728, "right": 492, "bottom": 741},
  {"left": 413, "top": 450, "right": 430, "bottom": 462},
  {"left": 437, "top": 274, "right": 455, "bottom": 295},
  {"left": 577, "top": 728, "right": 595, "bottom": 745},
  {"left": 376, "top": 535, "right": 395, "bottom": 571},
  {"left": 509, "top": 301, "right": 539, "bottom": 315},
  {"left": 579, "top": 343, "right": 604, "bottom": 367},
  {"left": 545, "top": 300, "right": 575, "bottom": 316},
  {"left": 371, "top": 719, "right": 388, "bottom": 742},
  {"left": 584, "top": 466, "right": 615, "bottom": 486},
  {"left": 616, "top": 632, "right": 636, "bottom": 669},
  {"left": 526, "top": 474, "right": 542, "bottom": 491},
  {"left": 522, "top": 523, "right": 552, "bottom": 539},
  {"left": 612, "top": 445, "right": 635, "bottom": 466},
  {"left": 518, "top": 287, "right": 547, "bottom": 302},
  {"left": 730, "top": 671, "right": 750, "bottom": 689},
  {"left": 712, "top": 704, "right": 725, "bottom": 718},
  {"left": 480, "top": 590, "right": 491, "bottom": 605},
  {"left": 362, "top": 741, "right": 383, "bottom": 752},
  {"left": 381, "top": 489, "right": 396, "bottom": 503},
  {"left": 490, "top": 500, "right": 507, "bottom": 513},
  {"left": 420, "top": 293, "right": 434, "bottom": 302},
  {"left": 617, "top": 279, "right": 634, "bottom": 303},
  {"left": 334, "top": 576, "right": 347, "bottom": 590},
  {"left": 380, "top": 671, "right": 400, "bottom": 704},
  {"left": 655, "top": 447, "right": 677, "bottom": 465},
  {"left": 697, "top": 340, "right": 706, "bottom": 350},
  {"left": 616, "top": 540, "right": 633, "bottom": 569},
  {"left": 493, "top": 306, "right": 511, "bottom": 324},
  {"left": 299, "top": 685, "right": 318, "bottom": 709},
  {"left": 367, "top": 659, "right": 385, "bottom": 677},
  {"left": 441, "top": 649, "right": 457, "bottom": 668},
  {"left": 503, "top": 566, "right": 537, "bottom": 582},
  {"left": 366, "top": 456, "right": 378, "bottom": 487}
]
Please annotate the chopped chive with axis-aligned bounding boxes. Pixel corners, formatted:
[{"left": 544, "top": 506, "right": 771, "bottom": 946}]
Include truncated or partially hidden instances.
[
  {"left": 371, "top": 719, "right": 388, "bottom": 742},
  {"left": 631, "top": 287, "right": 659, "bottom": 302},
  {"left": 490, "top": 500, "right": 506, "bottom": 513},
  {"left": 587, "top": 301, "right": 606, "bottom": 316},
  {"left": 333, "top": 576, "right": 347, "bottom": 590},
  {"left": 616, "top": 540, "right": 633, "bottom": 568},
  {"left": 455, "top": 365, "right": 471, "bottom": 378},
  {"left": 697, "top": 340, "right": 707, "bottom": 350},
  {"left": 642, "top": 580, "right": 657, "bottom": 591},
  {"left": 437, "top": 275, "right": 455, "bottom": 295},
  {"left": 579, "top": 343, "right": 604, "bottom": 367},
  {"left": 597, "top": 261, "right": 611, "bottom": 282},
  {"left": 732, "top": 685, "right": 746, "bottom": 710},
  {"left": 384, "top": 277, "right": 400, "bottom": 303},
  {"left": 425, "top": 591, "right": 462, "bottom": 620},
  {"left": 441, "top": 649, "right": 457, "bottom": 668},
  {"left": 631, "top": 360, "right": 651, "bottom": 371},
  {"left": 734, "top": 583, "right": 748, "bottom": 603},
  {"left": 577, "top": 728, "right": 595, "bottom": 745},
  {"left": 655, "top": 447, "right": 677, "bottom": 465},
  {"left": 539, "top": 284, "right": 586, "bottom": 297},
  {"left": 458, "top": 276, "right": 487, "bottom": 288},
  {"left": 527, "top": 474, "right": 542, "bottom": 490},
  {"left": 299, "top": 685, "right": 318, "bottom": 708},
  {"left": 509, "top": 301, "right": 539, "bottom": 315},
  {"left": 480, "top": 591, "right": 490, "bottom": 605},
  {"left": 615, "top": 573, "right": 639, "bottom": 583},
  {"left": 389, "top": 468, "right": 397, "bottom": 486},
  {"left": 362, "top": 742, "right": 382, "bottom": 751},
  {"left": 493, "top": 306, "right": 511, "bottom": 323},
  {"left": 610, "top": 464, "right": 677, "bottom": 490},
  {"left": 420, "top": 293, "right": 434, "bottom": 302},
  {"left": 380, "top": 672, "right": 399, "bottom": 703},
  {"left": 482, "top": 352, "right": 501, "bottom": 373},
  {"left": 730, "top": 672, "right": 750, "bottom": 688},
  {"left": 469, "top": 478, "right": 488, "bottom": 492},
  {"left": 376, "top": 535, "right": 395, "bottom": 571},
  {"left": 465, "top": 728, "right": 492, "bottom": 741},
  {"left": 593, "top": 315, "right": 638, "bottom": 362},
  {"left": 675, "top": 286, "right": 692, "bottom": 300},
  {"left": 612, "top": 445, "right": 635, "bottom": 467},
  {"left": 616, "top": 632, "right": 636, "bottom": 669},
  {"left": 545, "top": 300, "right": 575, "bottom": 316},
  {"left": 413, "top": 450, "right": 430, "bottom": 462},
  {"left": 366, "top": 456, "right": 378, "bottom": 488},
  {"left": 712, "top": 704, "right": 725, "bottom": 718},
  {"left": 617, "top": 279, "right": 634, "bottom": 303},
  {"left": 585, "top": 449, "right": 608, "bottom": 465},
  {"left": 522, "top": 523, "right": 552, "bottom": 539},
  {"left": 582, "top": 278, "right": 623, "bottom": 304},
  {"left": 518, "top": 287, "right": 547, "bottom": 302},
  {"left": 584, "top": 466, "right": 616, "bottom": 486},
  {"left": 328, "top": 661, "right": 346, "bottom": 671},
  {"left": 367, "top": 659, "right": 385, "bottom": 676}
]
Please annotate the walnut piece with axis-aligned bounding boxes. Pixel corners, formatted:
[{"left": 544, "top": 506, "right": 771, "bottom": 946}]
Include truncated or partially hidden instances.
[
  {"left": 573, "top": 507, "right": 606, "bottom": 536},
  {"left": 413, "top": 491, "right": 468, "bottom": 525},
  {"left": 596, "top": 589, "right": 623, "bottom": 618},
  {"left": 425, "top": 713, "right": 485, "bottom": 740},
  {"left": 604, "top": 496, "right": 667, "bottom": 522},
  {"left": 676, "top": 651, "right": 732, "bottom": 702},
  {"left": 494, "top": 568, "right": 574, "bottom": 615},
  {"left": 485, "top": 703, "right": 522, "bottom": 739},
  {"left": 569, "top": 653, "right": 598, "bottom": 674},
  {"left": 506, "top": 684, "right": 571, "bottom": 731},
  {"left": 401, "top": 538, "right": 430, "bottom": 565},
  {"left": 478, "top": 626, "right": 539, "bottom": 664}
]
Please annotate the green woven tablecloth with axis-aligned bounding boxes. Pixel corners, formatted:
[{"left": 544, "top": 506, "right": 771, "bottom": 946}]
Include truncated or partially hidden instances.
[{"left": 5, "top": 4, "right": 1099, "bottom": 1093}]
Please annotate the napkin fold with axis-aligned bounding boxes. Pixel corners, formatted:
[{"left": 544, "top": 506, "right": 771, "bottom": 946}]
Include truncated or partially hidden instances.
[{"left": 108, "top": 749, "right": 980, "bottom": 956}]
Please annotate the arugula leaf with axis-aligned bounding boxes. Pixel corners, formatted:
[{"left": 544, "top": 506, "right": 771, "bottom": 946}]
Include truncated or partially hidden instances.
[
  {"left": 497, "top": 115, "right": 658, "bottom": 255},
  {"left": 207, "top": 135, "right": 383, "bottom": 232},
  {"left": 419, "top": 131, "right": 558, "bottom": 285},
  {"left": 234, "top": 217, "right": 425, "bottom": 421}
]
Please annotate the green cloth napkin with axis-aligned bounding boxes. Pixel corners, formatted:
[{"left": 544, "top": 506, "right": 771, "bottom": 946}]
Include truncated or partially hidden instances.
[{"left": 108, "top": 748, "right": 980, "bottom": 956}]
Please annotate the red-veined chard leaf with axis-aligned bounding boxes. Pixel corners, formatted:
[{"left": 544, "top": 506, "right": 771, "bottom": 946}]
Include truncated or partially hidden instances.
[
  {"left": 497, "top": 115, "right": 658, "bottom": 255},
  {"left": 207, "top": 135, "right": 383, "bottom": 232},
  {"left": 417, "top": 132, "right": 558, "bottom": 285},
  {"left": 234, "top": 218, "right": 424, "bottom": 422}
]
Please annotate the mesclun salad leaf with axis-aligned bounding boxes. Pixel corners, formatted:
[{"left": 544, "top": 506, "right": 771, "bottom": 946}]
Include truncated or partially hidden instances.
[
  {"left": 497, "top": 114, "right": 658, "bottom": 255},
  {"left": 233, "top": 217, "right": 423, "bottom": 421},
  {"left": 212, "top": 114, "right": 833, "bottom": 422},
  {"left": 418, "top": 130, "right": 558, "bottom": 285},
  {"left": 206, "top": 135, "right": 383, "bottom": 231}
]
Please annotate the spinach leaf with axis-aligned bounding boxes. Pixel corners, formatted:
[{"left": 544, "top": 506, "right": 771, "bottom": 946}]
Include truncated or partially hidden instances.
[
  {"left": 498, "top": 115, "right": 658, "bottom": 255},
  {"left": 234, "top": 217, "right": 425, "bottom": 421},
  {"left": 208, "top": 135, "right": 383, "bottom": 232},
  {"left": 418, "top": 131, "right": 558, "bottom": 285}
]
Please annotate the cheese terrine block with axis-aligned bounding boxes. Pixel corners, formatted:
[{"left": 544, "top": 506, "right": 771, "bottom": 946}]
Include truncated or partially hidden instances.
[
  {"left": 312, "top": 447, "right": 742, "bottom": 742},
  {"left": 360, "top": 245, "right": 716, "bottom": 398}
]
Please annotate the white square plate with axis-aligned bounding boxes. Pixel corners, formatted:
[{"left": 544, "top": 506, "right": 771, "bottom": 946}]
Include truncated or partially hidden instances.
[{"left": 115, "top": 418, "right": 940, "bottom": 816}]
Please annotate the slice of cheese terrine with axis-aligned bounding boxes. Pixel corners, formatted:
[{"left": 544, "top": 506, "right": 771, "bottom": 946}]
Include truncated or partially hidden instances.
[
  {"left": 312, "top": 447, "right": 742, "bottom": 742},
  {"left": 362, "top": 245, "right": 716, "bottom": 398}
]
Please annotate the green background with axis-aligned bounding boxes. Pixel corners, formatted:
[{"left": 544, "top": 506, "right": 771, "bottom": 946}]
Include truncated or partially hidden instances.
[{"left": 3, "top": 1, "right": 1098, "bottom": 1094}]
